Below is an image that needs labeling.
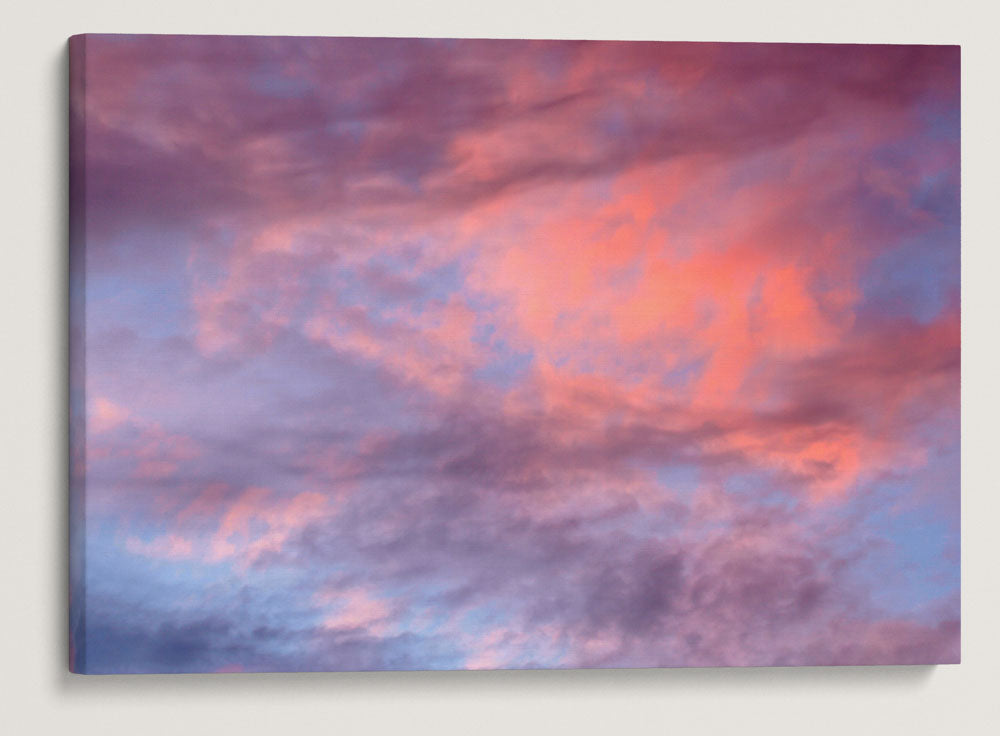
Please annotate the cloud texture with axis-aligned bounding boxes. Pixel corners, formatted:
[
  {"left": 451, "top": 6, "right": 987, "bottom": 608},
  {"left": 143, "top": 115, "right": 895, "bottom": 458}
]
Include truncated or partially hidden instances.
[{"left": 69, "top": 35, "right": 960, "bottom": 673}]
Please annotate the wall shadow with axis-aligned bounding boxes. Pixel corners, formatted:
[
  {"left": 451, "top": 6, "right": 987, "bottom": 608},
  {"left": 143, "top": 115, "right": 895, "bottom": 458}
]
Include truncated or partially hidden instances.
[
  {"left": 54, "top": 41, "right": 71, "bottom": 686},
  {"left": 56, "top": 662, "right": 937, "bottom": 699}
]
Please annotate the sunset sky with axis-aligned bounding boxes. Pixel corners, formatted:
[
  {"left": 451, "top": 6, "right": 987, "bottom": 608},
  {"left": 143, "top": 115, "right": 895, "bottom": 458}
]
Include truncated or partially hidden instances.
[{"left": 69, "top": 35, "right": 960, "bottom": 673}]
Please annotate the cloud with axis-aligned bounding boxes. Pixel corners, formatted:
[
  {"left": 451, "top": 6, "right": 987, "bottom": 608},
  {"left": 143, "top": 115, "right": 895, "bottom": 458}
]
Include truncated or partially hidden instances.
[
  {"left": 125, "top": 533, "right": 194, "bottom": 560},
  {"left": 208, "top": 487, "right": 332, "bottom": 565},
  {"left": 90, "top": 396, "right": 129, "bottom": 434}
]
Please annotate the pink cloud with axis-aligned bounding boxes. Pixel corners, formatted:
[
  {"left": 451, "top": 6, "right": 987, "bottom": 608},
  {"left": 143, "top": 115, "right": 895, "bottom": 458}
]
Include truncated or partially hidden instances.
[
  {"left": 209, "top": 487, "right": 332, "bottom": 565},
  {"left": 90, "top": 396, "right": 129, "bottom": 433},
  {"left": 317, "top": 586, "right": 395, "bottom": 636}
]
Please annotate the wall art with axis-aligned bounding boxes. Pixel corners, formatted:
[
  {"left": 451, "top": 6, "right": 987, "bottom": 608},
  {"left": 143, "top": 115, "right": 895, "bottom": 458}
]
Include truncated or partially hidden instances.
[{"left": 69, "top": 35, "right": 960, "bottom": 673}]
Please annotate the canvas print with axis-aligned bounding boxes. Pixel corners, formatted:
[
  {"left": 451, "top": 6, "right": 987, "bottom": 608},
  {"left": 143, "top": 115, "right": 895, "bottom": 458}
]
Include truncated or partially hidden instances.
[{"left": 69, "top": 35, "right": 960, "bottom": 673}]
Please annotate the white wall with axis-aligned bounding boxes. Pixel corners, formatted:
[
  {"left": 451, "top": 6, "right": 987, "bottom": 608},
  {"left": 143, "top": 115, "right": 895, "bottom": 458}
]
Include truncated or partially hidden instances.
[{"left": 2, "top": 1, "right": 997, "bottom": 733}]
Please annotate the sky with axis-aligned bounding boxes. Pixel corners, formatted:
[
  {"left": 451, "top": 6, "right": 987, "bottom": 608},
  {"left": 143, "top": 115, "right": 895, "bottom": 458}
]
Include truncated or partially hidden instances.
[{"left": 69, "top": 35, "right": 960, "bottom": 673}]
